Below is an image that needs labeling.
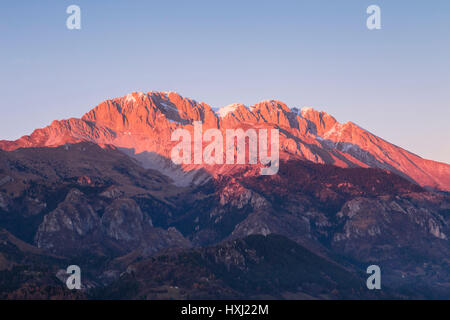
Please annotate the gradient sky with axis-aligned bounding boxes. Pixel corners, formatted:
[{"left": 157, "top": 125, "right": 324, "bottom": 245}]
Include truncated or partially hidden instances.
[{"left": 1, "top": 0, "right": 449, "bottom": 163}]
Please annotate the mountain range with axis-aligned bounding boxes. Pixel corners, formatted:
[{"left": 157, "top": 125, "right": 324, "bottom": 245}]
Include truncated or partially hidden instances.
[
  {"left": 0, "top": 91, "right": 449, "bottom": 299},
  {"left": 1, "top": 91, "right": 449, "bottom": 190}
]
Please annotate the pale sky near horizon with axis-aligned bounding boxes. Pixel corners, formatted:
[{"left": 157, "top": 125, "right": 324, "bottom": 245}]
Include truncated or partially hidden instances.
[{"left": 0, "top": 0, "right": 449, "bottom": 163}]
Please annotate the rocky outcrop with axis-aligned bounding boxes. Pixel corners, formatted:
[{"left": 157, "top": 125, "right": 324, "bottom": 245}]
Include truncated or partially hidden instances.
[
  {"left": 34, "top": 189, "right": 191, "bottom": 257},
  {"left": 331, "top": 194, "right": 449, "bottom": 260},
  {"left": 35, "top": 189, "right": 101, "bottom": 252},
  {"left": 101, "top": 199, "right": 152, "bottom": 242}
]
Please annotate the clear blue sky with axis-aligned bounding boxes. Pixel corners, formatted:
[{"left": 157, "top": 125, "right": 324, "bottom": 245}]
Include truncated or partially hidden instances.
[{"left": 1, "top": 0, "right": 449, "bottom": 163}]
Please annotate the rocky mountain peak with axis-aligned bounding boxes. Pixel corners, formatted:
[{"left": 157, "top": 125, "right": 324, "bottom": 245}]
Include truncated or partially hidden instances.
[{"left": 0, "top": 90, "right": 449, "bottom": 191}]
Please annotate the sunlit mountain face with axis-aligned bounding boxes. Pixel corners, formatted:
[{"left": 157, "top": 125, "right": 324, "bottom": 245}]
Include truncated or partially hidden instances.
[
  {"left": 1, "top": 91, "right": 449, "bottom": 190},
  {"left": 0, "top": 91, "right": 449, "bottom": 299}
]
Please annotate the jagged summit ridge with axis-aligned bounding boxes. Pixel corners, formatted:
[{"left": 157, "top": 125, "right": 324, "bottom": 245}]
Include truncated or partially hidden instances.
[{"left": 0, "top": 90, "right": 449, "bottom": 190}]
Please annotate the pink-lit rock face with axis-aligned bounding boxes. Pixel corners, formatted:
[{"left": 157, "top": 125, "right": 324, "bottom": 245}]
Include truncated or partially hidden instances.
[{"left": 1, "top": 91, "right": 449, "bottom": 191}]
